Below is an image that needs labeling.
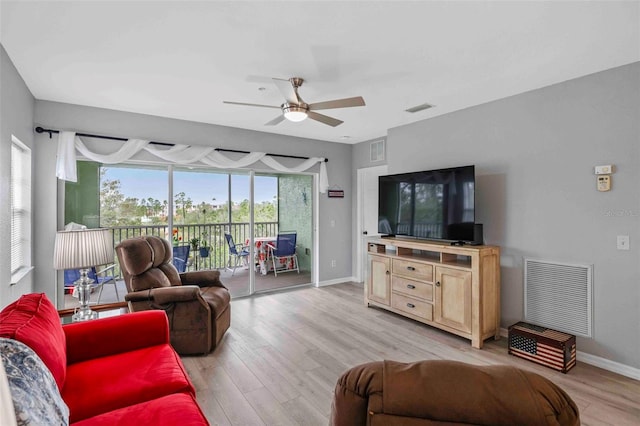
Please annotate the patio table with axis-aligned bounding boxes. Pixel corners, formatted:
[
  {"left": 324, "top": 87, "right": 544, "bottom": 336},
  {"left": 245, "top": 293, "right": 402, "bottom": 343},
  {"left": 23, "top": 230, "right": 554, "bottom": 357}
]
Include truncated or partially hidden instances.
[{"left": 250, "top": 236, "right": 277, "bottom": 275}]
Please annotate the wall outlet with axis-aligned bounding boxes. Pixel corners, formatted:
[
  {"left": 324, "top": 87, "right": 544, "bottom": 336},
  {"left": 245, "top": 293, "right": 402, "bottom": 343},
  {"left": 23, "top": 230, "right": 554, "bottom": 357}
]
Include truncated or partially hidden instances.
[
  {"left": 331, "top": 259, "right": 336, "bottom": 267},
  {"left": 617, "top": 235, "right": 630, "bottom": 250}
]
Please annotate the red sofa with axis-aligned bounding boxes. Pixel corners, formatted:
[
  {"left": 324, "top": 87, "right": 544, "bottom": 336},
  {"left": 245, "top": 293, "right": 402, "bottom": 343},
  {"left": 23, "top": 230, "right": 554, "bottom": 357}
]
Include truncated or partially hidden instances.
[{"left": 0, "top": 293, "right": 209, "bottom": 425}]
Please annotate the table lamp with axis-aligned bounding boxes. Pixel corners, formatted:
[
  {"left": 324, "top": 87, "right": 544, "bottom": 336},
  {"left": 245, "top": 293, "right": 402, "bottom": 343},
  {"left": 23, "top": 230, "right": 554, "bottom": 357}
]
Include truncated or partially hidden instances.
[{"left": 53, "top": 228, "right": 114, "bottom": 322}]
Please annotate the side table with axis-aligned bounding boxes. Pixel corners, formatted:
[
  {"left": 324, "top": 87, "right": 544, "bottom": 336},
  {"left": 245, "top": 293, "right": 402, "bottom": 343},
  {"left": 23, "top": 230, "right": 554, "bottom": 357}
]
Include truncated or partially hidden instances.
[{"left": 58, "top": 301, "right": 129, "bottom": 324}]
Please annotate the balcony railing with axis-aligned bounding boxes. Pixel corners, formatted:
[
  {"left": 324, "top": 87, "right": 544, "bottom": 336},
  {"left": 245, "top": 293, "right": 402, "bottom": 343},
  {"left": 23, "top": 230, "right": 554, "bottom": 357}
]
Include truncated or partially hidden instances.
[{"left": 107, "top": 221, "right": 278, "bottom": 272}]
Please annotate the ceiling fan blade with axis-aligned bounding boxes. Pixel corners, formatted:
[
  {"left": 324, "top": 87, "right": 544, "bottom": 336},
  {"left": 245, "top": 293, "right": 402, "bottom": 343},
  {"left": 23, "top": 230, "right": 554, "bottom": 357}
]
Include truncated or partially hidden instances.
[
  {"left": 223, "top": 101, "right": 280, "bottom": 109},
  {"left": 265, "top": 115, "right": 285, "bottom": 126},
  {"left": 272, "top": 78, "right": 300, "bottom": 104},
  {"left": 309, "top": 96, "right": 365, "bottom": 111},
  {"left": 307, "top": 111, "right": 343, "bottom": 127}
]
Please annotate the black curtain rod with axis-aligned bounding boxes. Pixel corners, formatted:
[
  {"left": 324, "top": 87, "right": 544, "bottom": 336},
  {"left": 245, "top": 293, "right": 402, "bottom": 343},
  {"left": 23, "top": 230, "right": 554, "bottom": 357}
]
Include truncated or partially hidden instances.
[{"left": 34, "top": 126, "right": 328, "bottom": 162}]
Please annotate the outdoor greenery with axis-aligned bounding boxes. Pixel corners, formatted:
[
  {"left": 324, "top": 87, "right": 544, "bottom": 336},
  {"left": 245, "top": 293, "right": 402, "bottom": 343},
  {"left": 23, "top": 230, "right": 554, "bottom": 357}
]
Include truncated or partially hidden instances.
[{"left": 99, "top": 169, "right": 277, "bottom": 227}]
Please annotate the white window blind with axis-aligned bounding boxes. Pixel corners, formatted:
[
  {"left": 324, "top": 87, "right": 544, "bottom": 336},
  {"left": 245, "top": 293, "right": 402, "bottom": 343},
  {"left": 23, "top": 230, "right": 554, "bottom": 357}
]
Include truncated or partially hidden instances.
[{"left": 10, "top": 136, "right": 32, "bottom": 276}]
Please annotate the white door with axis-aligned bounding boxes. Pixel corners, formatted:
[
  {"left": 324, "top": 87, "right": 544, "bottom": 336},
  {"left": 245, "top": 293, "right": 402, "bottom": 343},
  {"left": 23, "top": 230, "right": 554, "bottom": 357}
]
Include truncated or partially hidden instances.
[{"left": 356, "top": 165, "right": 388, "bottom": 282}]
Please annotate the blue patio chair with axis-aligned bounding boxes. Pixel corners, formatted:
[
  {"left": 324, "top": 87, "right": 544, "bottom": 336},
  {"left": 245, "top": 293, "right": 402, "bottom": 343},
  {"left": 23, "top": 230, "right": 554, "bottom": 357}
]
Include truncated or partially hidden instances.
[
  {"left": 266, "top": 231, "right": 300, "bottom": 277},
  {"left": 64, "top": 264, "right": 119, "bottom": 304},
  {"left": 172, "top": 245, "right": 190, "bottom": 273},
  {"left": 225, "top": 232, "right": 250, "bottom": 276}
]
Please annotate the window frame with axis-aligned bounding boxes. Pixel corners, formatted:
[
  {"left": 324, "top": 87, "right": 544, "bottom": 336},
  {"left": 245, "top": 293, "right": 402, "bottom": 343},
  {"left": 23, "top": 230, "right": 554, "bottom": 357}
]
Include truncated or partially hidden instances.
[{"left": 10, "top": 135, "right": 33, "bottom": 284}]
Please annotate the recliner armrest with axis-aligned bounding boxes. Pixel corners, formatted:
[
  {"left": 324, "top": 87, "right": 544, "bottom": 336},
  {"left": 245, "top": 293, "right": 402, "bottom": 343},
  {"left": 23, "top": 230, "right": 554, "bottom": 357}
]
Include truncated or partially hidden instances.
[
  {"left": 180, "top": 270, "right": 227, "bottom": 289},
  {"left": 125, "top": 286, "right": 202, "bottom": 305}
]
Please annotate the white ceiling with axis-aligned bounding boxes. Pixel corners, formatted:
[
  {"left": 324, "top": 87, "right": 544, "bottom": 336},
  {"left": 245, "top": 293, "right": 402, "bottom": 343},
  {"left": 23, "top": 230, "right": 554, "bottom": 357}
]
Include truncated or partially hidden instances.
[{"left": 1, "top": 1, "right": 638, "bottom": 144}]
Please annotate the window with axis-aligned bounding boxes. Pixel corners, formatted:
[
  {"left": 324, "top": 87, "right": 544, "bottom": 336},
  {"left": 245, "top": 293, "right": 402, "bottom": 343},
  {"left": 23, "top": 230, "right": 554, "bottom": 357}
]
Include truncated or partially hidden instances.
[{"left": 10, "top": 136, "right": 32, "bottom": 279}]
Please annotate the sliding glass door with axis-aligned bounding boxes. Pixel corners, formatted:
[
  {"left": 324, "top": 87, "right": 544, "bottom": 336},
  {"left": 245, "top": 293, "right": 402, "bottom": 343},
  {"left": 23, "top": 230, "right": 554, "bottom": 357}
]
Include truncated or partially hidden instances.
[{"left": 64, "top": 162, "right": 314, "bottom": 306}]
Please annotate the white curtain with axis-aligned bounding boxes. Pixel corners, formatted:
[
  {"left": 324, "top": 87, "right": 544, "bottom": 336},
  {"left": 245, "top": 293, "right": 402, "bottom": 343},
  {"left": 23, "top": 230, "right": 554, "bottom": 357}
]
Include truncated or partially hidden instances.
[{"left": 56, "top": 132, "right": 329, "bottom": 192}]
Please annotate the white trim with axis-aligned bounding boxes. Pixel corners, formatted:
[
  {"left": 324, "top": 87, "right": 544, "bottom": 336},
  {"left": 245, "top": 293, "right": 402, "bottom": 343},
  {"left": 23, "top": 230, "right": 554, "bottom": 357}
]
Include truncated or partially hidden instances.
[
  {"left": 316, "top": 276, "right": 357, "bottom": 287},
  {"left": 576, "top": 351, "right": 640, "bottom": 380},
  {"left": 499, "top": 327, "right": 640, "bottom": 380},
  {"left": 313, "top": 173, "right": 320, "bottom": 287},
  {"left": 10, "top": 266, "right": 33, "bottom": 286},
  {"left": 356, "top": 165, "right": 387, "bottom": 283}
]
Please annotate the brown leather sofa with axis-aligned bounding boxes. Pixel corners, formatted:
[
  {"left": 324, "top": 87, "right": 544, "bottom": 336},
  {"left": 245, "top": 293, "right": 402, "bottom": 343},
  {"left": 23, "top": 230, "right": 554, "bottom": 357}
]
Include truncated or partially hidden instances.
[
  {"left": 116, "top": 235, "right": 230, "bottom": 355},
  {"left": 331, "top": 360, "right": 580, "bottom": 426}
]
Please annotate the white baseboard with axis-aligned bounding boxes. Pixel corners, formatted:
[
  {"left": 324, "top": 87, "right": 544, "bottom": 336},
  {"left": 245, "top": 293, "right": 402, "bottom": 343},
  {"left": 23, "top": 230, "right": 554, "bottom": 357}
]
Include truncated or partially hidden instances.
[
  {"left": 576, "top": 351, "right": 640, "bottom": 380},
  {"left": 499, "top": 328, "right": 640, "bottom": 380},
  {"left": 317, "top": 276, "right": 357, "bottom": 287}
]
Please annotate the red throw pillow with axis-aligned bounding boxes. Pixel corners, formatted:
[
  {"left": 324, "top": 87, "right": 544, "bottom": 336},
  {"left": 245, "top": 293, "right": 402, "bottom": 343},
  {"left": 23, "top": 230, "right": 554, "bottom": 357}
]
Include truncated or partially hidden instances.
[{"left": 0, "top": 293, "right": 67, "bottom": 390}]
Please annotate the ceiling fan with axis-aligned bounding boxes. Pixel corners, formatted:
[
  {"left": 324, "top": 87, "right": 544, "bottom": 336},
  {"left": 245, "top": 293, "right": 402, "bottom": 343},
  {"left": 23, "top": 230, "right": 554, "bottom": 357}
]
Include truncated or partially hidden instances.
[{"left": 223, "top": 77, "right": 365, "bottom": 127}]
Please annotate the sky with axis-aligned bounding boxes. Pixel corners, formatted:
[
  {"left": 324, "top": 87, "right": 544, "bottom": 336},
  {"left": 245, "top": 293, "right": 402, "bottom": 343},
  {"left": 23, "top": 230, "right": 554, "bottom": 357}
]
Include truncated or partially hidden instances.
[{"left": 103, "top": 166, "right": 278, "bottom": 204}]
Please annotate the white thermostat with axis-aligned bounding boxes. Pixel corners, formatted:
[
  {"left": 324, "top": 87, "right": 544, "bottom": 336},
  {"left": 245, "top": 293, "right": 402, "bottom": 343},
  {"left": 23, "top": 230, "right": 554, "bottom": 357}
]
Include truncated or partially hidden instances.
[{"left": 597, "top": 175, "right": 611, "bottom": 192}]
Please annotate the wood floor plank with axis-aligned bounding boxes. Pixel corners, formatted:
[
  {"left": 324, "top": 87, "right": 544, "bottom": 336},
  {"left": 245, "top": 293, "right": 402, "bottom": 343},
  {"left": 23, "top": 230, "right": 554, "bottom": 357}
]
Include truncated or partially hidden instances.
[
  {"left": 244, "top": 387, "right": 299, "bottom": 426},
  {"left": 280, "top": 396, "right": 329, "bottom": 426},
  {"left": 206, "top": 366, "right": 266, "bottom": 425},
  {"left": 230, "top": 339, "right": 302, "bottom": 404},
  {"left": 257, "top": 345, "right": 334, "bottom": 417},
  {"left": 189, "top": 282, "right": 640, "bottom": 425}
]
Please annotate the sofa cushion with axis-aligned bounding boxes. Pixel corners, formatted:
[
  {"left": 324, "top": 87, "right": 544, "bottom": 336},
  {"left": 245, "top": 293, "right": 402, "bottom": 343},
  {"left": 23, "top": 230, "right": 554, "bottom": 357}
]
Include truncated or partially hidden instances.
[
  {"left": 0, "top": 338, "right": 70, "bottom": 425},
  {"left": 0, "top": 293, "right": 67, "bottom": 390},
  {"left": 72, "top": 392, "right": 208, "bottom": 426},
  {"left": 62, "top": 344, "right": 194, "bottom": 423}
]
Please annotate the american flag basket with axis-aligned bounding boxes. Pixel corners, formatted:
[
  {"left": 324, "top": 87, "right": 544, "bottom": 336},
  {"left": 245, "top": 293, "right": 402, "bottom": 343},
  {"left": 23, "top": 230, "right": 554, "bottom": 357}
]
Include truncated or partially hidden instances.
[{"left": 508, "top": 322, "right": 576, "bottom": 373}]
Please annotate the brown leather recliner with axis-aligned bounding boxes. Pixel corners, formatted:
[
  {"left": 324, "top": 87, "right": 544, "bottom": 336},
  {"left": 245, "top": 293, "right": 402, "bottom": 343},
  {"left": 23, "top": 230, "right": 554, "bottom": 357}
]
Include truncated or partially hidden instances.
[
  {"left": 115, "top": 236, "right": 230, "bottom": 355},
  {"left": 331, "top": 360, "right": 580, "bottom": 426}
]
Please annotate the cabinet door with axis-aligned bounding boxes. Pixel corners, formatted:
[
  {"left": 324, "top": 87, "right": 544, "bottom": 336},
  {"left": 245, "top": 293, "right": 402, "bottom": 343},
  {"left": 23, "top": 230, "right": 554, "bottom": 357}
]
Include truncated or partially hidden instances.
[
  {"left": 434, "top": 267, "right": 472, "bottom": 333},
  {"left": 368, "top": 255, "right": 390, "bottom": 305}
]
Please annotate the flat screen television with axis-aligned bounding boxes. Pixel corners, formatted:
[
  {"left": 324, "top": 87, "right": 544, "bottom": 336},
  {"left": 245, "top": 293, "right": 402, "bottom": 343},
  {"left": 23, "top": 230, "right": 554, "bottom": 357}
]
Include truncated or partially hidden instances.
[{"left": 378, "top": 165, "right": 476, "bottom": 242}]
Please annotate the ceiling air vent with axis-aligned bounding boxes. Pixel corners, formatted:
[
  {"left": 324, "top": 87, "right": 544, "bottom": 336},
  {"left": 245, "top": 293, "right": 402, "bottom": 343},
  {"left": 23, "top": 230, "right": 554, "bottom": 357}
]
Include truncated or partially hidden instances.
[{"left": 405, "top": 103, "right": 434, "bottom": 113}]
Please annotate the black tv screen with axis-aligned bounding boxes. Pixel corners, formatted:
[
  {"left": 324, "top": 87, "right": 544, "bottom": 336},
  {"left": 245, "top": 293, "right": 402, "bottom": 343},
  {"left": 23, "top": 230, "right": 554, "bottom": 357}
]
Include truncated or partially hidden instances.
[{"left": 378, "top": 165, "right": 475, "bottom": 242}]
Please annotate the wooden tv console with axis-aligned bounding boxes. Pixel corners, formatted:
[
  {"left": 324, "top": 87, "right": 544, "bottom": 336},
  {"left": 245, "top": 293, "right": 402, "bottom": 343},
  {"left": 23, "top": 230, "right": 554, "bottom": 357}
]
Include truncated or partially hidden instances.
[{"left": 365, "top": 237, "right": 501, "bottom": 349}]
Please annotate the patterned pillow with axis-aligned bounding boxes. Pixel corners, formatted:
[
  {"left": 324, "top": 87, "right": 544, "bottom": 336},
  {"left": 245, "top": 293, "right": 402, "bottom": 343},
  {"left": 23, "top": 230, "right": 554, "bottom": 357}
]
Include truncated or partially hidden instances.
[{"left": 0, "top": 338, "right": 69, "bottom": 426}]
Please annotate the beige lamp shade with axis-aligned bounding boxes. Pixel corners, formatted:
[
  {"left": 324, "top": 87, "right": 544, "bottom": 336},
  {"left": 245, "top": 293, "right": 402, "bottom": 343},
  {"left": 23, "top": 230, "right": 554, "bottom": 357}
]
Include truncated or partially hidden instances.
[{"left": 53, "top": 228, "right": 114, "bottom": 270}]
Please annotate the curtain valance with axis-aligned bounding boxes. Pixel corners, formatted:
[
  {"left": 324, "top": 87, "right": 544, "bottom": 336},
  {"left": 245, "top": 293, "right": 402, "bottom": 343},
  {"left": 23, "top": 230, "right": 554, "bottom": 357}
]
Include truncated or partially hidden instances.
[{"left": 55, "top": 131, "right": 329, "bottom": 192}]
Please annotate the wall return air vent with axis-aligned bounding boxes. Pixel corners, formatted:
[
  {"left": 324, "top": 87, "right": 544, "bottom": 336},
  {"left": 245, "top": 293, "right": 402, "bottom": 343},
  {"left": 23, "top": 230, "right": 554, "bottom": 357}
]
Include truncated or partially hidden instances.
[{"left": 524, "top": 258, "right": 593, "bottom": 338}]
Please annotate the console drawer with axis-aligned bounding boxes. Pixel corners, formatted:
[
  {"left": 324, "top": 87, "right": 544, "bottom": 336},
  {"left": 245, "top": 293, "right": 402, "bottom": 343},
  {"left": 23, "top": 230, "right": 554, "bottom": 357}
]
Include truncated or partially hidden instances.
[
  {"left": 391, "top": 293, "right": 433, "bottom": 321},
  {"left": 392, "top": 258, "right": 433, "bottom": 281},
  {"left": 392, "top": 276, "right": 433, "bottom": 301}
]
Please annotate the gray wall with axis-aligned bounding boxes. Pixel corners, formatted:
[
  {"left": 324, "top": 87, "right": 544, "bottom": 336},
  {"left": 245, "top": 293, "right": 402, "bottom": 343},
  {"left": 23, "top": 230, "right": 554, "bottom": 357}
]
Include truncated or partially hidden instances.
[
  {"left": 0, "top": 45, "right": 35, "bottom": 304},
  {"left": 365, "top": 63, "right": 639, "bottom": 369},
  {"left": 32, "top": 101, "right": 353, "bottom": 305}
]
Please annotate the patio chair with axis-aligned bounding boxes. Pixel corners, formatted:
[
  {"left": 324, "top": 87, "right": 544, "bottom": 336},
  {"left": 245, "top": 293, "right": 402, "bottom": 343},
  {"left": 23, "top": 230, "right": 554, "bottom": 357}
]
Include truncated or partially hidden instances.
[
  {"left": 64, "top": 264, "right": 119, "bottom": 304},
  {"left": 225, "top": 232, "right": 250, "bottom": 276},
  {"left": 267, "top": 231, "right": 300, "bottom": 276},
  {"left": 172, "top": 245, "right": 190, "bottom": 272}
]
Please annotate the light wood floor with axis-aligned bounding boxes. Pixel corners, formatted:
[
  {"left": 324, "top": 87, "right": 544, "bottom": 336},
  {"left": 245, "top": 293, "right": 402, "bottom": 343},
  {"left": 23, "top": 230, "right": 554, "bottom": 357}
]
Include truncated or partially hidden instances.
[{"left": 181, "top": 282, "right": 640, "bottom": 426}]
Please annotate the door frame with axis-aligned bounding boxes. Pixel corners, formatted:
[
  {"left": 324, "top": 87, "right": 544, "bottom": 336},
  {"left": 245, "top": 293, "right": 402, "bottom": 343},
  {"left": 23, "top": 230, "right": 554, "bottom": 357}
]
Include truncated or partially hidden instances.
[{"left": 356, "top": 165, "right": 388, "bottom": 282}]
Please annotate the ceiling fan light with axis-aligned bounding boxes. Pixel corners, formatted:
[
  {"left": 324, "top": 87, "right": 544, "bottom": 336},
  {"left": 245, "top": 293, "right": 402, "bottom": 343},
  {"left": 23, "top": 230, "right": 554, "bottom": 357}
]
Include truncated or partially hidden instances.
[
  {"left": 284, "top": 111, "right": 307, "bottom": 122},
  {"left": 283, "top": 104, "right": 308, "bottom": 122}
]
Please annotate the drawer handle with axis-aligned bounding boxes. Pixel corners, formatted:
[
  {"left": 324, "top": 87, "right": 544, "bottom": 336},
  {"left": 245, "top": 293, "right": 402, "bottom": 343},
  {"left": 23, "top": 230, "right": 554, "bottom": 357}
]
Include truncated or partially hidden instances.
[
  {"left": 386, "top": 270, "right": 390, "bottom": 275},
  {"left": 436, "top": 281, "right": 441, "bottom": 287},
  {"left": 406, "top": 266, "right": 416, "bottom": 271},
  {"left": 406, "top": 303, "right": 415, "bottom": 309},
  {"left": 407, "top": 284, "right": 416, "bottom": 289}
]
